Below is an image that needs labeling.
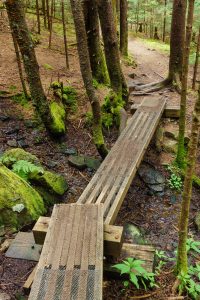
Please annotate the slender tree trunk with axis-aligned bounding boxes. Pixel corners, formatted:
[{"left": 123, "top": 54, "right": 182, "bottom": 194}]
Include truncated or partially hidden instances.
[
  {"left": 120, "top": 0, "right": 128, "bottom": 57},
  {"left": 163, "top": 0, "right": 167, "bottom": 42},
  {"left": 83, "top": 0, "right": 109, "bottom": 84},
  {"left": 96, "top": 0, "right": 128, "bottom": 100},
  {"left": 42, "top": 0, "right": 47, "bottom": 28},
  {"left": 176, "top": 0, "right": 195, "bottom": 168},
  {"left": 12, "top": 33, "right": 29, "bottom": 99},
  {"left": 154, "top": 26, "right": 159, "bottom": 40},
  {"left": 168, "top": 0, "right": 187, "bottom": 81},
  {"left": 177, "top": 84, "right": 200, "bottom": 275},
  {"left": 36, "top": 0, "right": 41, "bottom": 34},
  {"left": 46, "top": 0, "right": 50, "bottom": 30},
  {"left": 192, "top": 27, "right": 200, "bottom": 90},
  {"left": 48, "top": 0, "right": 54, "bottom": 48},
  {"left": 70, "top": 0, "right": 108, "bottom": 158},
  {"left": 61, "top": 0, "right": 69, "bottom": 69},
  {"left": 5, "top": 0, "right": 52, "bottom": 133}
]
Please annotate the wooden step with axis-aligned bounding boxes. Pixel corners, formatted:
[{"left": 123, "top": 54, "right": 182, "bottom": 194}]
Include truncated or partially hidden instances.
[
  {"left": 29, "top": 204, "right": 104, "bottom": 300},
  {"left": 33, "top": 216, "right": 124, "bottom": 257},
  {"left": 131, "top": 102, "right": 180, "bottom": 118},
  {"left": 77, "top": 97, "right": 166, "bottom": 225}
]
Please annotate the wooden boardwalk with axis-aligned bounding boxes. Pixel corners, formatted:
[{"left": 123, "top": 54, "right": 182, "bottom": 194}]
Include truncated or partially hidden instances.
[
  {"left": 29, "top": 204, "right": 103, "bottom": 300},
  {"left": 78, "top": 97, "right": 166, "bottom": 224}
]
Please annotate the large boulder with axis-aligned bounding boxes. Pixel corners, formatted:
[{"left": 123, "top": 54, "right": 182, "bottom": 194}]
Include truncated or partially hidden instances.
[
  {"left": 0, "top": 164, "right": 46, "bottom": 231},
  {"left": 1, "top": 148, "right": 40, "bottom": 167}
]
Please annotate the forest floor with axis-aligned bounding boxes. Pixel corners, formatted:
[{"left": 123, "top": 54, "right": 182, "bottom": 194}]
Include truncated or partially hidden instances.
[{"left": 0, "top": 12, "right": 200, "bottom": 300}]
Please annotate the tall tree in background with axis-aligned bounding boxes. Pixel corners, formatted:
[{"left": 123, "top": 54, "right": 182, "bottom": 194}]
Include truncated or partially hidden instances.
[
  {"left": 192, "top": 27, "right": 200, "bottom": 90},
  {"left": 176, "top": 0, "right": 195, "bottom": 168},
  {"left": 162, "top": 0, "right": 167, "bottom": 42},
  {"left": 36, "top": 0, "right": 40, "bottom": 34},
  {"left": 168, "top": 0, "right": 187, "bottom": 85},
  {"left": 70, "top": 0, "right": 108, "bottom": 158},
  {"left": 5, "top": 0, "right": 55, "bottom": 135},
  {"left": 177, "top": 83, "right": 200, "bottom": 276},
  {"left": 97, "top": 0, "right": 128, "bottom": 101},
  {"left": 120, "top": 0, "right": 128, "bottom": 56},
  {"left": 61, "top": 0, "right": 69, "bottom": 69},
  {"left": 83, "top": 0, "right": 109, "bottom": 84}
]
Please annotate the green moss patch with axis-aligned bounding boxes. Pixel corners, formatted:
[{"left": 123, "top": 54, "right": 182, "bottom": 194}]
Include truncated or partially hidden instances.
[{"left": 49, "top": 101, "right": 66, "bottom": 136}]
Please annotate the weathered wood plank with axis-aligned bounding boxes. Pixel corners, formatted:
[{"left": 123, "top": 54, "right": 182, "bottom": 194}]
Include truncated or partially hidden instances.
[
  {"left": 33, "top": 216, "right": 124, "bottom": 257},
  {"left": 131, "top": 102, "right": 180, "bottom": 118},
  {"left": 29, "top": 204, "right": 104, "bottom": 300}
]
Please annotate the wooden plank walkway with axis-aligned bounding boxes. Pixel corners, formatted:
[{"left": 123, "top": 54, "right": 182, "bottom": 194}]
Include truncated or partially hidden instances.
[
  {"left": 29, "top": 204, "right": 104, "bottom": 300},
  {"left": 78, "top": 97, "right": 166, "bottom": 224}
]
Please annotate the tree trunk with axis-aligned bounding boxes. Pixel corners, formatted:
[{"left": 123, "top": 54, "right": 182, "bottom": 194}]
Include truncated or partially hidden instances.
[
  {"left": 5, "top": 0, "right": 52, "bottom": 133},
  {"left": 46, "top": 0, "right": 50, "bottom": 30},
  {"left": 96, "top": 0, "right": 128, "bottom": 100},
  {"left": 48, "top": 0, "right": 54, "bottom": 48},
  {"left": 168, "top": 0, "right": 187, "bottom": 81},
  {"left": 176, "top": 0, "right": 195, "bottom": 168},
  {"left": 83, "top": 0, "right": 109, "bottom": 84},
  {"left": 12, "top": 33, "right": 29, "bottom": 99},
  {"left": 120, "top": 0, "right": 128, "bottom": 57},
  {"left": 177, "top": 83, "right": 200, "bottom": 276},
  {"left": 70, "top": 0, "right": 108, "bottom": 158},
  {"left": 154, "top": 26, "right": 159, "bottom": 40},
  {"left": 61, "top": 0, "right": 69, "bottom": 69},
  {"left": 192, "top": 27, "right": 200, "bottom": 90},
  {"left": 36, "top": 0, "right": 40, "bottom": 34},
  {"left": 163, "top": 0, "right": 167, "bottom": 42},
  {"left": 42, "top": 0, "right": 47, "bottom": 28}
]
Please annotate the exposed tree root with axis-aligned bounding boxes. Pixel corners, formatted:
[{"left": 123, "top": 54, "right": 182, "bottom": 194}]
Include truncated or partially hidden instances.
[{"left": 129, "top": 78, "right": 171, "bottom": 95}]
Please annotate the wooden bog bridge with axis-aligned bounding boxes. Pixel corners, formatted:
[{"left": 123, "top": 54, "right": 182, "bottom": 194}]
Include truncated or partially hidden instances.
[{"left": 29, "top": 97, "right": 167, "bottom": 300}]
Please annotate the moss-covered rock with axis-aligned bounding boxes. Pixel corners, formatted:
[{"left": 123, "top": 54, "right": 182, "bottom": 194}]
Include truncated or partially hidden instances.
[
  {"left": 49, "top": 101, "right": 66, "bottom": 136},
  {"left": 1, "top": 148, "right": 40, "bottom": 167},
  {"left": 0, "top": 164, "right": 46, "bottom": 230},
  {"left": 30, "top": 171, "right": 68, "bottom": 196}
]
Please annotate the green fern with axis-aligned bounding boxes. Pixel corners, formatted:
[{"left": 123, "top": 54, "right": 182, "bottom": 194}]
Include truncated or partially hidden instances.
[{"left": 12, "top": 160, "right": 44, "bottom": 181}]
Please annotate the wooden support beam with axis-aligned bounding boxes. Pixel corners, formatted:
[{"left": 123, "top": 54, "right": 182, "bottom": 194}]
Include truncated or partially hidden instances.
[
  {"left": 104, "top": 243, "right": 155, "bottom": 277},
  {"left": 131, "top": 103, "right": 180, "bottom": 118},
  {"left": 23, "top": 265, "right": 37, "bottom": 293},
  {"left": 33, "top": 216, "right": 124, "bottom": 257}
]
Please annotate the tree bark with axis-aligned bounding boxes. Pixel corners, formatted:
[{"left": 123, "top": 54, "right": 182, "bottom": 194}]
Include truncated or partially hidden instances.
[
  {"left": 48, "top": 0, "right": 54, "bottom": 48},
  {"left": 70, "top": 0, "right": 108, "bottom": 158},
  {"left": 120, "top": 0, "right": 128, "bottom": 57},
  {"left": 11, "top": 33, "right": 29, "bottom": 99},
  {"left": 168, "top": 0, "right": 187, "bottom": 81},
  {"left": 46, "top": 0, "right": 50, "bottom": 30},
  {"left": 61, "top": 0, "right": 69, "bottom": 69},
  {"left": 5, "top": 0, "right": 52, "bottom": 132},
  {"left": 42, "top": 0, "right": 47, "bottom": 28},
  {"left": 163, "top": 0, "right": 167, "bottom": 42},
  {"left": 35, "top": 0, "right": 40, "bottom": 34},
  {"left": 96, "top": 0, "right": 128, "bottom": 100},
  {"left": 83, "top": 0, "right": 109, "bottom": 84},
  {"left": 177, "top": 82, "right": 200, "bottom": 276},
  {"left": 176, "top": 0, "right": 195, "bottom": 168},
  {"left": 192, "top": 27, "right": 200, "bottom": 90}
]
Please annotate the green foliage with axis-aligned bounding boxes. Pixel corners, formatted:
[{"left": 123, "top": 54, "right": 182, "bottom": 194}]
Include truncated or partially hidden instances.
[
  {"left": 85, "top": 112, "right": 93, "bottom": 126},
  {"left": 62, "top": 86, "right": 77, "bottom": 113},
  {"left": 178, "top": 270, "right": 200, "bottom": 299},
  {"left": 43, "top": 63, "right": 54, "bottom": 70},
  {"left": 92, "top": 79, "right": 99, "bottom": 89},
  {"left": 11, "top": 92, "right": 30, "bottom": 107},
  {"left": 113, "top": 258, "right": 158, "bottom": 290},
  {"left": 155, "top": 250, "right": 168, "bottom": 275},
  {"left": 186, "top": 238, "right": 200, "bottom": 254},
  {"left": 101, "top": 92, "right": 125, "bottom": 129},
  {"left": 12, "top": 160, "right": 44, "bottom": 181},
  {"left": 166, "top": 164, "right": 182, "bottom": 192}
]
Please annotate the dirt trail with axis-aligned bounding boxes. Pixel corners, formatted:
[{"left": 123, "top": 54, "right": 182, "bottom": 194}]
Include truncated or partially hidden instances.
[{"left": 128, "top": 37, "right": 169, "bottom": 82}]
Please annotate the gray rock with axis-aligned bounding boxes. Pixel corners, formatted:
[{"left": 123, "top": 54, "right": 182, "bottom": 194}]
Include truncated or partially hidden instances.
[
  {"left": 18, "top": 139, "right": 29, "bottom": 148},
  {"left": 68, "top": 155, "right": 86, "bottom": 170},
  {"left": 195, "top": 212, "right": 200, "bottom": 232},
  {"left": 85, "top": 157, "right": 101, "bottom": 171},
  {"left": 7, "top": 139, "right": 18, "bottom": 147},
  {"left": 163, "top": 138, "right": 177, "bottom": 154},
  {"left": 155, "top": 126, "right": 164, "bottom": 152},
  {"left": 124, "top": 223, "right": 148, "bottom": 245},
  {"left": 6, "top": 126, "right": 19, "bottom": 135},
  {"left": 0, "top": 115, "right": 10, "bottom": 122},
  {"left": 138, "top": 162, "right": 165, "bottom": 194},
  {"left": 61, "top": 147, "right": 77, "bottom": 156}
]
